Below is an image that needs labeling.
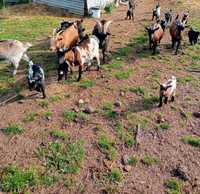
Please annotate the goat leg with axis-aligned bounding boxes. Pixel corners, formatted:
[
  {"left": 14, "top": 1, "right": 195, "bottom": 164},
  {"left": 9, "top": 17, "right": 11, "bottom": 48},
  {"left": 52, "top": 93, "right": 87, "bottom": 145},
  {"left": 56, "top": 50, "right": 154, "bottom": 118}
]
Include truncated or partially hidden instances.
[
  {"left": 77, "top": 65, "right": 83, "bottom": 81},
  {"left": 40, "top": 84, "right": 46, "bottom": 99},
  {"left": 175, "top": 40, "right": 180, "bottom": 55},
  {"left": 164, "top": 97, "right": 168, "bottom": 104},
  {"left": 158, "top": 96, "right": 163, "bottom": 107},
  {"left": 171, "top": 96, "right": 175, "bottom": 102}
]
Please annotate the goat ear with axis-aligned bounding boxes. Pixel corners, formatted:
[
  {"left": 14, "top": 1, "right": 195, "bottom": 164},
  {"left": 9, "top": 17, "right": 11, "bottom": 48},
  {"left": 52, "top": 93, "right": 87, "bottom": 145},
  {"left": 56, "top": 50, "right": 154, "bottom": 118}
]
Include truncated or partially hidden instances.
[
  {"left": 154, "top": 27, "right": 160, "bottom": 32},
  {"left": 106, "top": 32, "right": 111, "bottom": 36}
]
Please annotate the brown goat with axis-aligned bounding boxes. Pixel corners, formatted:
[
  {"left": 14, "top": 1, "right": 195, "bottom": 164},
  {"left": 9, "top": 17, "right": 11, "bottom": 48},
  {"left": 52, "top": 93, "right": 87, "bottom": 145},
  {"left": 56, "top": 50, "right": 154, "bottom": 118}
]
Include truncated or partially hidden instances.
[{"left": 146, "top": 22, "right": 164, "bottom": 54}]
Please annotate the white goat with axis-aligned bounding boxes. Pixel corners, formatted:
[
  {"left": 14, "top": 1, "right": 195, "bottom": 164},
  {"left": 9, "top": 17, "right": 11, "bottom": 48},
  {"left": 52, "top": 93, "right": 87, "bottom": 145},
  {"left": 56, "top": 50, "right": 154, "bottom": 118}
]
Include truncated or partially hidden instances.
[{"left": 0, "top": 40, "right": 32, "bottom": 76}]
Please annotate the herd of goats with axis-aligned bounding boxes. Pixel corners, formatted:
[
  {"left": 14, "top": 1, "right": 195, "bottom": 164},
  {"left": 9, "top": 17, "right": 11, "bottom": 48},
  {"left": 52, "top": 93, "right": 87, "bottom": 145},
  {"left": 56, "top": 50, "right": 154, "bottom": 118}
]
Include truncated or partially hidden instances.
[{"left": 0, "top": 2, "right": 199, "bottom": 107}]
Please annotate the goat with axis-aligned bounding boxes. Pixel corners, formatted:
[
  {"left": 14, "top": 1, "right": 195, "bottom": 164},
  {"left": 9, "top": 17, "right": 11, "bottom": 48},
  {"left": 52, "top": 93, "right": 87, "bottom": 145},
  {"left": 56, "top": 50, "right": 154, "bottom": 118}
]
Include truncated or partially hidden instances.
[
  {"left": 28, "top": 61, "right": 46, "bottom": 98},
  {"left": 0, "top": 40, "right": 32, "bottom": 76},
  {"left": 58, "top": 35, "right": 100, "bottom": 81},
  {"left": 164, "top": 9, "right": 172, "bottom": 26},
  {"left": 92, "top": 19, "right": 112, "bottom": 63},
  {"left": 188, "top": 27, "right": 199, "bottom": 45},
  {"left": 152, "top": 4, "right": 161, "bottom": 21},
  {"left": 158, "top": 76, "right": 176, "bottom": 107},
  {"left": 169, "top": 14, "right": 187, "bottom": 55},
  {"left": 145, "top": 22, "right": 164, "bottom": 54},
  {"left": 126, "top": 0, "right": 135, "bottom": 21}
]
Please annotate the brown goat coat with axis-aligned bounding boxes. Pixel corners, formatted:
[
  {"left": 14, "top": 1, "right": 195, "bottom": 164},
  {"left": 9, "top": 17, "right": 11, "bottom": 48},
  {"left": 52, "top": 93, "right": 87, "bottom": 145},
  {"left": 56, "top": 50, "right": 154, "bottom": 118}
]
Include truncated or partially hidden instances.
[{"left": 170, "top": 21, "right": 182, "bottom": 40}]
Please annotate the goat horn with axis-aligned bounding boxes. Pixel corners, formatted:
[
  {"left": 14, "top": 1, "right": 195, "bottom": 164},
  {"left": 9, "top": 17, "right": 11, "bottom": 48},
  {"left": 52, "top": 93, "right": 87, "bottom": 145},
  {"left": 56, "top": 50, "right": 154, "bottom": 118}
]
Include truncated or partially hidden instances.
[
  {"left": 94, "top": 19, "right": 103, "bottom": 33},
  {"left": 103, "top": 20, "right": 112, "bottom": 33}
]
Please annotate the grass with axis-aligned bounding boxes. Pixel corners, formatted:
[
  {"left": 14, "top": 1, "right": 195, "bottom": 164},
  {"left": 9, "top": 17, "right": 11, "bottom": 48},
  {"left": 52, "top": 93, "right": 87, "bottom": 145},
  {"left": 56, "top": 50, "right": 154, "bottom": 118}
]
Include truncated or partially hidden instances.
[
  {"left": 114, "top": 122, "right": 135, "bottom": 148},
  {"left": 49, "top": 95, "right": 62, "bottom": 103},
  {"left": 98, "top": 134, "right": 117, "bottom": 161},
  {"left": 128, "top": 156, "right": 138, "bottom": 166},
  {"left": 63, "top": 110, "right": 77, "bottom": 122},
  {"left": 102, "top": 102, "right": 117, "bottom": 120},
  {"left": 142, "top": 154, "right": 159, "bottom": 166},
  {"left": 104, "top": 3, "right": 114, "bottom": 14},
  {"left": 43, "top": 111, "right": 53, "bottom": 119},
  {"left": 40, "top": 174, "right": 58, "bottom": 187},
  {"left": 38, "top": 100, "right": 49, "bottom": 108},
  {"left": 79, "top": 80, "right": 95, "bottom": 89},
  {"left": 156, "top": 122, "right": 170, "bottom": 131},
  {"left": 50, "top": 129, "right": 69, "bottom": 140},
  {"left": 23, "top": 112, "right": 38, "bottom": 123},
  {"left": 2, "top": 123, "right": 25, "bottom": 135},
  {"left": 107, "top": 168, "right": 123, "bottom": 183},
  {"left": 182, "top": 136, "right": 200, "bottom": 148},
  {"left": 129, "top": 86, "right": 146, "bottom": 96},
  {"left": 143, "top": 96, "right": 159, "bottom": 109},
  {"left": 0, "top": 166, "right": 39, "bottom": 193},
  {"left": 115, "top": 69, "right": 132, "bottom": 80},
  {"left": 165, "top": 178, "right": 182, "bottom": 194},
  {"left": 36, "top": 140, "right": 85, "bottom": 174}
]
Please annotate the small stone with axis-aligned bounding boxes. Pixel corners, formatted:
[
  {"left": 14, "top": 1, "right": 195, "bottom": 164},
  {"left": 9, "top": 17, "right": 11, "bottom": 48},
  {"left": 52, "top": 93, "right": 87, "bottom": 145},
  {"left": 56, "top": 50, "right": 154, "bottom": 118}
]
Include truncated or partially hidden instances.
[
  {"left": 101, "top": 74, "right": 106, "bottom": 78},
  {"left": 122, "top": 154, "right": 130, "bottom": 165},
  {"left": 46, "top": 116, "right": 51, "bottom": 121},
  {"left": 120, "top": 91, "right": 125, "bottom": 97},
  {"left": 18, "top": 100, "right": 24, "bottom": 104},
  {"left": 114, "top": 101, "right": 122, "bottom": 107},
  {"left": 171, "top": 165, "right": 189, "bottom": 181},
  {"left": 78, "top": 99, "right": 84, "bottom": 106},
  {"left": 84, "top": 106, "right": 95, "bottom": 114},
  {"left": 193, "top": 112, "right": 200, "bottom": 118},
  {"left": 157, "top": 115, "right": 165, "bottom": 123},
  {"left": 73, "top": 107, "right": 80, "bottom": 113},
  {"left": 123, "top": 165, "right": 132, "bottom": 172}
]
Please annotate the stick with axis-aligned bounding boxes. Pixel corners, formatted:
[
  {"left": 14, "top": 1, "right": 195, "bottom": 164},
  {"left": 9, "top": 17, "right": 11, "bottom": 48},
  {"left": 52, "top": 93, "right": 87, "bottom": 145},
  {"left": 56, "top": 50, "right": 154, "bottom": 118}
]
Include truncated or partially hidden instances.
[{"left": 0, "top": 94, "right": 18, "bottom": 106}]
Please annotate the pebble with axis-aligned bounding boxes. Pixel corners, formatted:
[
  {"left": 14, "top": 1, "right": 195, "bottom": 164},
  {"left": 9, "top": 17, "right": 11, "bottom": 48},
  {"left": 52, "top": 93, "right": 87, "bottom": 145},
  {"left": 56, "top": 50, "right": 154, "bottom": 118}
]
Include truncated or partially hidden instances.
[
  {"left": 122, "top": 154, "right": 130, "bottom": 165},
  {"left": 83, "top": 106, "right": 95, "bottom": 114}
]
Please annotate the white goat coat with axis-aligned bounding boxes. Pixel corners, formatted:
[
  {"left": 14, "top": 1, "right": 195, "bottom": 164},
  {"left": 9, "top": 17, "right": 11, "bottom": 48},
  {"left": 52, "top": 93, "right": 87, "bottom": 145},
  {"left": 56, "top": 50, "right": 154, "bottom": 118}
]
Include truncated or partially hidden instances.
[{"left": 162, "top": 76, "right": 176, "bottom": 97}]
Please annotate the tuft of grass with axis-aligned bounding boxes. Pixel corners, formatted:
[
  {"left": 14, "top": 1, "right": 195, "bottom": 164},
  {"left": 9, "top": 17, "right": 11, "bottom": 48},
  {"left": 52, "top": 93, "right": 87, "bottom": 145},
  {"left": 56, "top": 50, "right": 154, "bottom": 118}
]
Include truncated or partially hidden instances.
[
  {"left": 49, "top": 95, "right": 62, "bottom": 103},
  {"left": 142, "top": 154, "right": 159, "bottom": 166},
  {"left": 117, "top": 47, "right": 132, "bottom": 57},
  {"left": 102, "top": 102, "right": 117, "bottom": 119},
  {"left": 182, "top": 136, "right": 200, "bottom": 148},
  {"left": 23, "top": 112, "right": 38, "bottom": 123},
  {"left": 115, "top": 69, "right": 132, "bottom": 80},
  {"left": 50, "top": 129, "right": 68, "bottom": 140},
  {"left": 43, "top": 111, "right": 53, "bottom": 119},
  {"left": 156, "top": 122, "right": 170, "bottom": 131},
  {"left": 98, "top": 135, "right": 117, "bottom": 161},
  {"left": 2, "top": 123, "right": 25, "bottom": 135},
  {"left": 40, "top": 174, "right": 58, "bottom": 187},
  {"left": 79, "top": 80, "right": 95, "bottom": 89},
  {"left": 129, "top": 86, "right": 145, "bottom": 96},
  {"left": 64, "top": 177, "right": 74, "bottom": 189},
  {"left": 104, "top": 3, "right": 114, "bottom": 14},
  {"left": 38, "top": 100, "right": 49, "bottom": 108},
  {"left": 165, "top": 178, "right": 182, "bottom": 194},
  {"left": 63, "top": 111, "right": 77, "bottom": 122},
  {"left": 128, "top": 156, "right": 138, "bottom": 166},
  {"left": 36, "top": 140, "right": 85, "bottom": 174},
  {"left": 143, "top": 96, "right": 159, "bottom": 109},
  {"left": 114, "top": 122, "right": 135, "bottom": 148},
  {"left": 0, "top": 166, "right": 39, "bottom": 193},
  {"left": 77, "top": 112, "right": 89, "bottom": 122},
  {"left": 107, "top": 168, "right": 123, "bottom": 183}
]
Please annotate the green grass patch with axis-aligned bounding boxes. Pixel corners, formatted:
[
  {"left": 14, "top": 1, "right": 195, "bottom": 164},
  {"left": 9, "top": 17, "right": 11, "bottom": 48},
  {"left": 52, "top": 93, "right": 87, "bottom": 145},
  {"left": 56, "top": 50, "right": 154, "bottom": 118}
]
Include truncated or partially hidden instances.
[
  {"left": 36, "top": 140, "right": 85, "bottom": 174},
  {"left": 63, "top": 110, "right": 77, "bottom": 122},
  {"left": 182, "top": 136, "right": 200, "bottom": 148},
  {"left": 114, "top": 122, "right": 135, "bottom": 148},
  {"left": 43, "top": 111, "right": 53, "bottom": 119},
  {"left": 165, "top": 178, "right": 182, "bottom": 194},
  {"left": 128, "top": 156, "right": 138, "bottom": 166},
  {"left": 115, "top": 69, "right": 132, "bottom": 80},
  {"left": 143, "top": 96, "right": 159, "bottom": 109},
  {"left": 129, "top": 86, "right": 146, "bottom": 96},
  {"left": 2, "top": 123, "right": 25, "bottom": 135},
  {"left": 38, "top": 100, "right": 49, "bottom": 108},
  {"left": 79, "top": 80, "right": 95, "bottom": 89},
  {"left": 23, "top": 112, "right": 38, "bottom": 123},
  {"left": 156, "top": 122, "right": 170, "bottom": 131},
  {"left": 0, "top": 166, "right": 39, "bottom": 193},
  {"left": 98, "top": 134, "right": 117, "bottom": 161},
  {"left": 102, "top": 102, "right": 117, "bottom": 120},
  {"left": 107, "top": 168, "right": 123, "bottom": 183},
  {"left": 104, "top": 3, "right": 114, "bottom": 14},
  {"left": 142, "top": 154, "right": 159, "bottom": 166},
  {"left": 50, "top": 129, "right": 69, "bottom": 140},
  {"left": 49, "top": 95, "right": 62, "bottom": 103}
]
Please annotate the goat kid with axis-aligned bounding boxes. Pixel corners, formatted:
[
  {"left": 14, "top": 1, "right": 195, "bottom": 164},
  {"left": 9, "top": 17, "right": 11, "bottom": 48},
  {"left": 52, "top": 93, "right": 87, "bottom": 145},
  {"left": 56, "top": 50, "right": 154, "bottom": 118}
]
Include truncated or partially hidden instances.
[
  {"left": 158, "top": 76, "right": 176, "bottom": 107},
  {"left": 0, "top": 40, "right": 32, "bottom": 76},
  {"left": 152, "top": 4, "right": 161, "bottom": 21},
  {"left": 146, "top": 22, "right": 164, "bottom": 54},
  {"left": 28, "top": 61, "right": 46, "bottom": 98},
  {"left": 58, "top": 35, "right": 100, "bottom": 81},
  {"left": 188, "top": 27, "right": 200, "bottom": 45}
]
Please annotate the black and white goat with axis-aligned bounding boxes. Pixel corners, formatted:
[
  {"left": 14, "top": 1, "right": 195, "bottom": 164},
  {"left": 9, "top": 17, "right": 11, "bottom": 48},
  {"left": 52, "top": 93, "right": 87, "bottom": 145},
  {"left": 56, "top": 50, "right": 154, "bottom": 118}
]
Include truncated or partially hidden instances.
[
  {"left": 126, "top": 0, "right": 135, "bottom": 20},
  {"left": 0, "top": 40, "right": 32, "bottom": 76},
  {"left": 188, "top": 28, "right": 200, "bottom": 45},
  {"left": 158, "top": 76, "right": 176, "bottom": 107},
  {"left": 28, "top": 61, "right": 46, "bottom": 98},
  {"left": 152, "top": 4, "right": 161, "bottom": 21},
  {"left": 164, "top": 9, "right": 173, "bottom": 26},
  {"left": 92, "top": 20, "right": 112, "bottom": 62}
]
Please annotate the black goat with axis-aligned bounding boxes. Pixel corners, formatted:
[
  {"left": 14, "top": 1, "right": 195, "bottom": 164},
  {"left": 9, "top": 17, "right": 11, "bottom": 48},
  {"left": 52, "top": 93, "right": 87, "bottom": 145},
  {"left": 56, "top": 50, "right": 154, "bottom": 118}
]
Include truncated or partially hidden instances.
[
  {"left": 188, "top": 28, "right": 199, "bottom": 45},
  {"left": 28, "top": 61, "right": 46, "bottom": 98},
  {"left": 92, "top": 19, "right": 112, "bottom": 63}
]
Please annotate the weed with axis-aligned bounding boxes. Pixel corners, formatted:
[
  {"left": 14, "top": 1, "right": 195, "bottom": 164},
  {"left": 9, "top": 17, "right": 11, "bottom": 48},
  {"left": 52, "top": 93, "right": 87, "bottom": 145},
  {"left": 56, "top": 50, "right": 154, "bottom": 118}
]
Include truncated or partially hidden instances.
[
  {"left": 50, "top": 129, "right": 68, "bottom": 140},
  {"left": 98, "top": 135, "right": 117, "bottom": 161},
  {"left": 0, "top": 166, "right": 39, "bottom": 193},
  {"left": 128, "top": 156, "right": 138, "bottom": 166},
  {"left": 79, "top": 80, "right": 95, "bottom": 89},
  {"left": 182, "top": 136, "right": 200, "bottom": 148},
  {"left": 23, "top": 112, "right": 38, "bottom": 123},
  {"left": 107, "top": 168, "right": 123, "bottom": 183},
  {"left": 2, "top": 123, "right": 25, "bottom": 135},
  {"left": 156, "top": 122, "right": 170, "bottom": 131},
  {"left": 165, "top": 178, "right": 182, "bottom": 194},
  {"left": 129, "top": 86, "right": 145, "bottom": 96},
  {"left": 104, "top": 3, "right": 114, "bottom": 14},
  {"left": 63, "top": 111, "right": 77, "bottom": 122},
  {"left": 36, "top": 140, "right": 85, "bottom": 174},
  {"left": 142, "top": 154, "right": 158, "bottom": 166},
  {"left": 102, "top": 102, "right": 117, "bottom": 119},
  {"left": 115, "top": 69, "right": 132, "bottom": 80},
  {"left": 41, "top": 174, "right": 58, "bottom": 187},
  {"left": 64, "top": 177, "right": 74, "bottom": 189},
  {"left": 49, "top": 95, "right": 62, "bottom": 103},
  {"left": 43, "top": 111, "right": 53, "bottom": 119},
  {"left": 38, "top": 100, "right": 49, "bottom": 108}
]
